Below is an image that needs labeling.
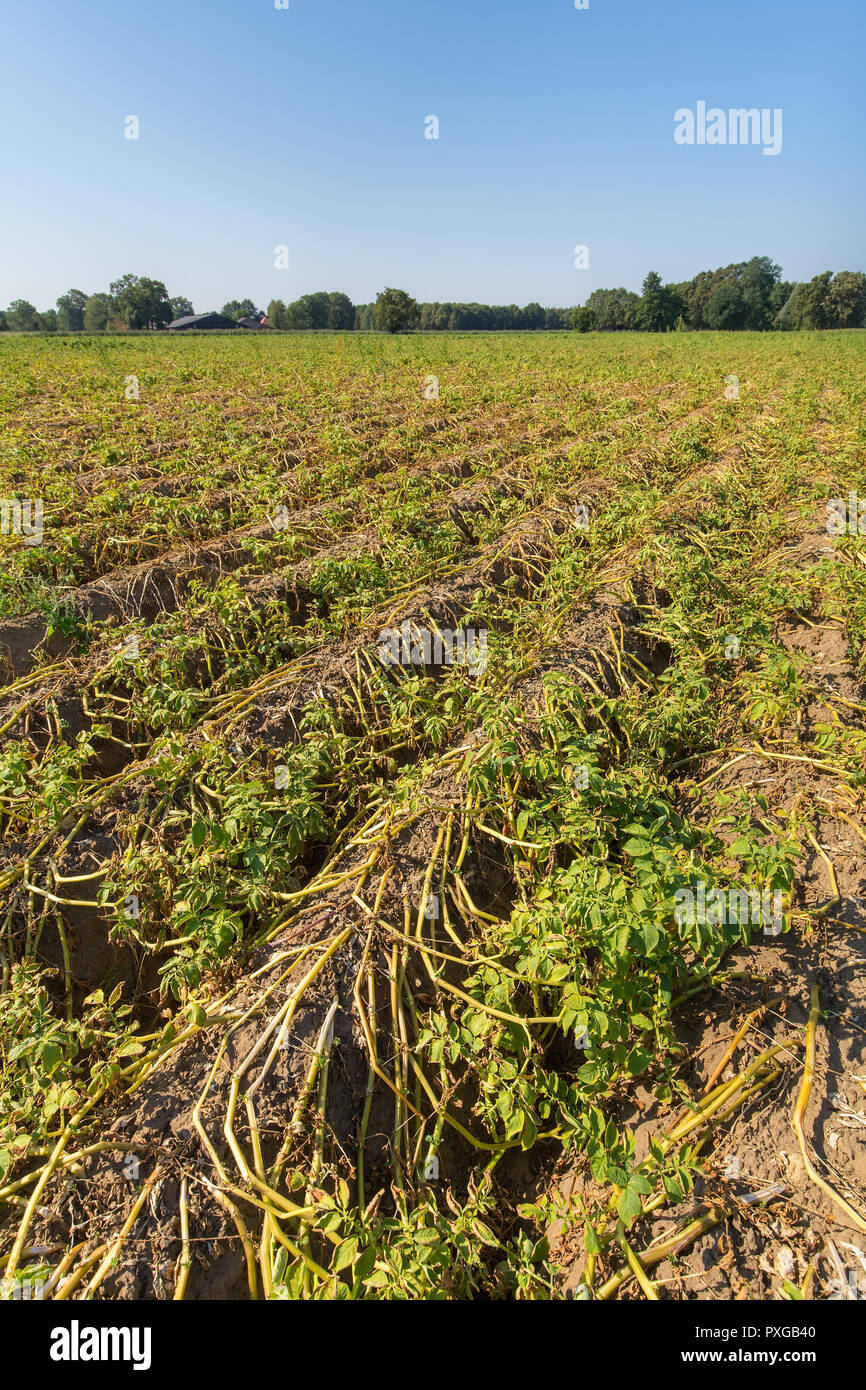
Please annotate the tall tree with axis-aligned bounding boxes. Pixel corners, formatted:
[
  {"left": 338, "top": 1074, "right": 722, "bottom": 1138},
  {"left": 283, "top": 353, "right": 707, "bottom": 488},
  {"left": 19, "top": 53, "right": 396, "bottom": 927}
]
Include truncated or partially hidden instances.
[
  {"left": 583, "top": 287, "right": 640, "bottom": 331},
  {"left": 522, "top": 302, "right": 545, "bottom": 330},
  {"left": 221, "top": 299, "right": 260, "bottom": 321},
  {"left": 705, "top": 283, "right": 747, "bottom": 330},
  {"left": 110, "top": 275, "right": 172, "bottom": 330},
  {"left": 828, "top": 271, "right": 866, "bottom": 328},
  {"left": 327, "top": 291, "right": 355, "bottom": 329},
  {"left": 83, "top": 293, "right": 116, "bottom": 332},
  {"left": 374, "top": 288, "right": 420, "bottom": 333},
  {"left": 636, "top": 272, "right": 684, "bottom": 332},
  {"left": 283, "top": 292, "right": 329, "bottom": 329},
  {"left": 739, "top": 256, "right": 782, "bottom": 330},
  {"left": 170, "top": 297, "right": 194, "bottom": 321},
  {"left": 6, "top": 300, "right": 38, "bottom": 332},
  {"left": 56, "top": 288, "right": 87, "bottom": 332},
  {"left": 768, "top": 280, "right": 794, "bottom": 321}
]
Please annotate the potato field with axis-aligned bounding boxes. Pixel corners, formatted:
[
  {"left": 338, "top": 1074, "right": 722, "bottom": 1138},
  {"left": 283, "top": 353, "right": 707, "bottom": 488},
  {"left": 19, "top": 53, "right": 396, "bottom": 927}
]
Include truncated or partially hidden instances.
[{"left": 1, "top": 330, "right": 865, "bottom": 1301}]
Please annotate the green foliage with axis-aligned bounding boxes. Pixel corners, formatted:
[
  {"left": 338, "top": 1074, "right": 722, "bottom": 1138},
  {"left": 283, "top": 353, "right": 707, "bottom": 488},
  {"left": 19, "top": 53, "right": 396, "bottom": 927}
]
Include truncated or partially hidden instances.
[
  {"left": 5, "top": 300, "right": 38, "bottom": 332},
  {"left": 110, "top": 274, "right": 173, "bottom": 331},
  {"left": 635, "top": 271, "right": 685, "bottom": 332},
  {"left": 221, "top": 298, "right": 261, "bottom": 321},
  {"left": 56, "top": 289, "right": 87, "bottom": 332},
  {"left": 170, "top": 296, "right": 194, "bottom": 321},
  {"left": 0, "top": 963, "right": 141, "bottom": 1173},
  {"left": 571, "top": 306, "right": 596, "bottom": 333},
  {"left": 0, "top": 329, "right": 863, "bottom": 1300},
  {"left": 582, "top": 287, "right": 641, "bottom": 331},
  {"left": 374, "top": 287, "right": 421, "bottom": 333},
  {"left": 705, "top": 283, "right": 746, "bottom": 330},
  {"left": 83, "top": 292, "right": 116, "bottom": 332}
]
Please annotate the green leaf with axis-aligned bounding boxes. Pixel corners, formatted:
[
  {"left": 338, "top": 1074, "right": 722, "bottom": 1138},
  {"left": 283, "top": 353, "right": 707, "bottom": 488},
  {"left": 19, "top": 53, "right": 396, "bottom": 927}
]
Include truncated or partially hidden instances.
[
  {"left": 471, "top": 1220, "right": 499, "bottom": 1247},
  {"left": 640, "top": 921, "right": 660, "bottom": 955},
  {"left": 520, "top": 1113, "right": 538, "bottom": 1150},
  {"left": 352, "top": 1245, "right": 376, "bottom": 1283},
  {"left": 626, "top": 1047, "right": 652, "bottom": 1076},
  {"left": 617, "top": 1182, "right": 643, "bottom": 1225},
  {"left": 333, "top": 1238, "right": 358, "bottom": 1273},
  {"left": 623, "top": 838, "right": 652, "bottom": 858}
]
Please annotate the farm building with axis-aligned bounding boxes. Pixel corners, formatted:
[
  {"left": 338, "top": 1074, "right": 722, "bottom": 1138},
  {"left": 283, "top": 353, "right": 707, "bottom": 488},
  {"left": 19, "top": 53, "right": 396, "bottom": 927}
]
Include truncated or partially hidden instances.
[
  {"left": 237, "top": 314, "right": 273, "bottom": 330},
  {"left": 168, "top": 312, "right": 238, "bottom": 331}
]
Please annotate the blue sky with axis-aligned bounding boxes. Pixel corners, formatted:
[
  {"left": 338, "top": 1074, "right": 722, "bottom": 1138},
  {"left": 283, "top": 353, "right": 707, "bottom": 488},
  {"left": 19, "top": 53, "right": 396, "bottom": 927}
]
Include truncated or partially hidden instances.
[{"left": 2, "top": 0, "right": 864, "bottom": 312}]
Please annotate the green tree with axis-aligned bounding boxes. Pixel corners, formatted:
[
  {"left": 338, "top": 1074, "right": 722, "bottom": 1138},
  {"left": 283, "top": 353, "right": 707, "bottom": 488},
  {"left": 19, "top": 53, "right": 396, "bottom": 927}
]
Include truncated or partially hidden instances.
[
  {"left": 110, "top": 275, "right": 172, "bottom": 330},
  {"left": 571, "top": 306, "right": 596, "bottom": 333},
  {"left": 56, "top": 288, "right": 87, "bottom": 332},
  {"left": 83, "top": 293, "right": 116, "bottom": 333},
  {"left": 675, "top": 263, "right": 744, "bottom": 329},
  {"left": 522, "top": 302, "right": 545, "bottom": 330},
  {"left": 773, "top": 285, "right": 801, "bottom": 330},
  {"left": 794, "top": 272, "right": 834, "bottom": 329},
  {"left": 285, "top": 298, "right": 311, "bottom": 329},
  {"left": 221, "top": 299, "right": 260, "bottom": 321},
  {"left": 828, "top": 271, "right": 866, "bottom": 328},
  {"left": 374, "top": 287, "right": 420, "bottom": 333},
  {"left": 327, "top": 291, "right": 355, "bottom": 329},
  {"left": 170, "top": 297, "right": 194, "bottom": 321},
  {"left": 36, "top": 309, "right": 58, "bottom": 332},
  {"left": 636, "top": 272, "right": 684, "bottom": 332},
  {"left": 739, "top": 256, "right": 781, "bottom": 330},
  {"left": 705, "top": 283, "right": 746, "bottom": 330},
  {"left": 636, "top": 271, "right": 664, "bottom": 330},
  {"left": 297, "top": 292, "right": 331, "bottom": 329},
  {"left": 6, "top": 300, "right": 38, "bottom": 332},
  {"left": 267, "top": 299, "right": 288, "bottom": 329},
  {"left": 768, "top": 280, "right": 794, "bottom": 321},
  {"left": 584, "top": 287, "right": 640, "bottom": 331}
]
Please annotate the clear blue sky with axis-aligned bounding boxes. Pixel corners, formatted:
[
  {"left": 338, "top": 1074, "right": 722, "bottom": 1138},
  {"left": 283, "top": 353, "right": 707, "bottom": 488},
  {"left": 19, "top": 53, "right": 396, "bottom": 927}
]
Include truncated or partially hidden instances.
[{"left": 2, "top": 0, "right": 864, "bottom": 312}]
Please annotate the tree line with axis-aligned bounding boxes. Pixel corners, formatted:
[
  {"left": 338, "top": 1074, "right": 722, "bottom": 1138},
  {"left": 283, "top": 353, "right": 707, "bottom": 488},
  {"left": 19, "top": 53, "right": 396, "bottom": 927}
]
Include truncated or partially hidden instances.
[
  {"left": 3, "top": 260, "right": 865, "bottom": 335},
  {"left": 574, "top": 260, "right": 866, "bottom": 333}
]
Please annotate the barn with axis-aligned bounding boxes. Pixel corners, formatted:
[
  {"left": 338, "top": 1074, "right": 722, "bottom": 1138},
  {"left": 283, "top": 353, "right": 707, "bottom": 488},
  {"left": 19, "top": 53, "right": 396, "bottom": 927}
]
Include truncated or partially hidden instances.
[{"left": 168, "top": 312, "right": 238, "bottom": 331}]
